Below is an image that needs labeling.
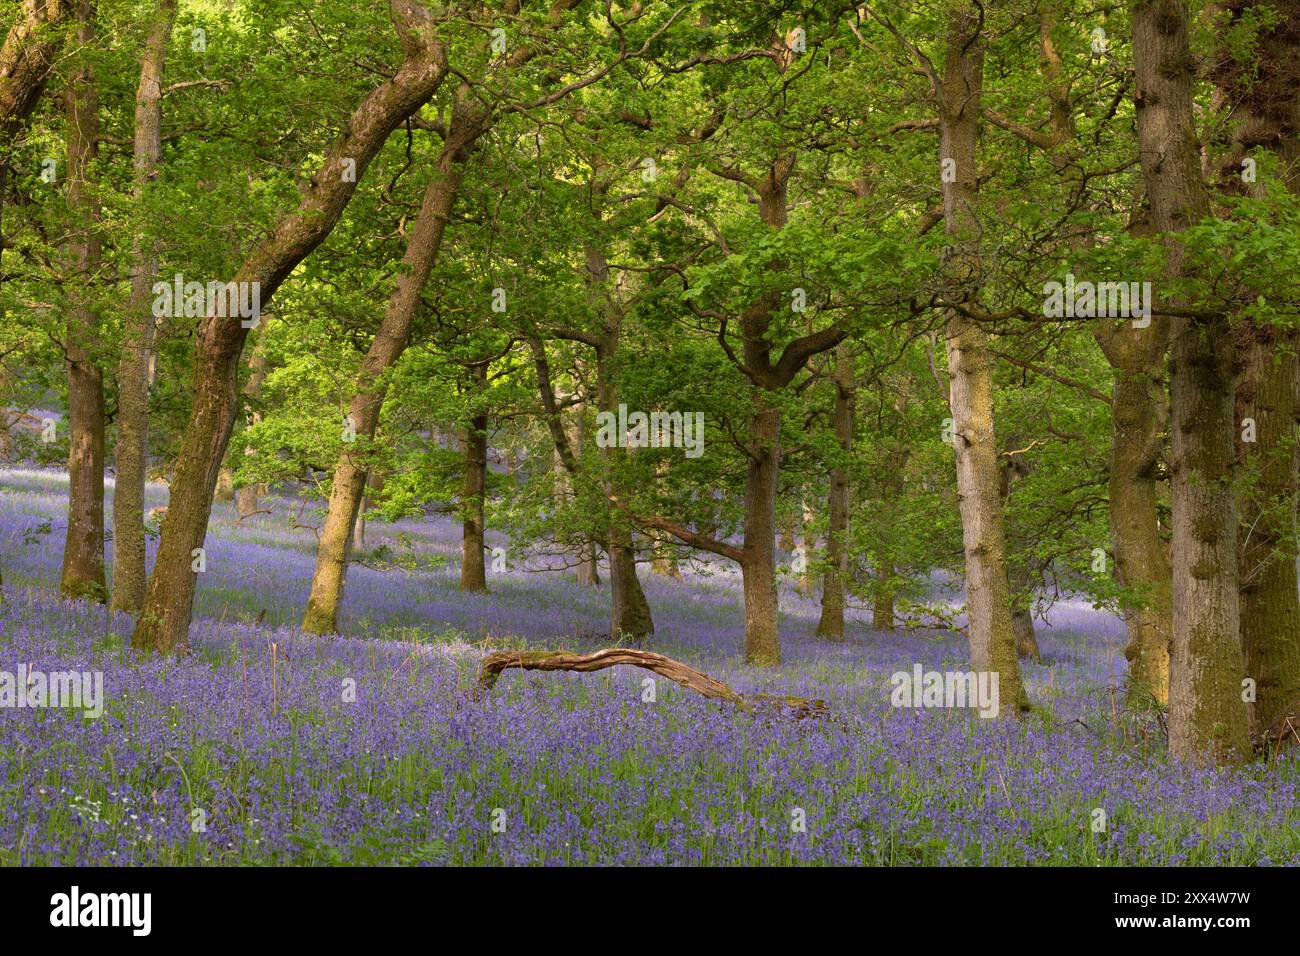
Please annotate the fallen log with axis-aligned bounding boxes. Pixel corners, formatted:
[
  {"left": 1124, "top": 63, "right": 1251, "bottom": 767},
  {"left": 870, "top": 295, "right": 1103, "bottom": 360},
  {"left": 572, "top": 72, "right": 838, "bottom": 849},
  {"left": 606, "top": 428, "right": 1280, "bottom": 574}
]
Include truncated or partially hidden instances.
[{"left": 475, "top": 647, "right": 828, "bottom": 719}]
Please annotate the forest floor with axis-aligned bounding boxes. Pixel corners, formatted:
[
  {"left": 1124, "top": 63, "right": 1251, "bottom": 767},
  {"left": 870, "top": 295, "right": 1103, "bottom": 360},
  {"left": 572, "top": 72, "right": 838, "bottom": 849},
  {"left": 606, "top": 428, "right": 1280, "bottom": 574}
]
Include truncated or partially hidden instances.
[{"left": 1, "top": 466, "right": 1297, "bottom": 865}]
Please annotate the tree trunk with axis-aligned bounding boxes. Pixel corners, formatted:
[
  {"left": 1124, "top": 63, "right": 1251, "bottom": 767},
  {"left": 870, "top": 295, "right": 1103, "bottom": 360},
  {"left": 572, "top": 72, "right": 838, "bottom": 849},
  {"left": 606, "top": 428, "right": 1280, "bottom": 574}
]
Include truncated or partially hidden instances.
[
  {"left": 352, "top": 490, "right": 366, "bottom": 551},
  {"left": 731, "top": 152, "right": 807, "bottom": 667},
  {"left": 998, "top": 444, "right": 1042, "bottom": 663},
  {"left": 135, "top": 3, "right": 448, "bottom": 651},
  {"left": 1104, "top": 358, "right": 1172, "bottom": 704},
  {"left": 597, "top": 405, "right": 652, "bottom": 640},
  {"left": 1216, "top": 0, "right": 1300, "bottom": 736},
  {"left": 584, "top": 241, "right": 652, "bottom": 640},
  {"left": 0, "top": 2, "right": 67, "bottom": 127},
  {"left": 651, "top": 531, "right": 680, "bottom": 578},
  {"left": 214, "top": 465, "right": 234, "bottom": 502},
  {"left": 1133, "top": 0, "right": 1250, "bottom": 764},
  {"left": 1008, "top": 561, "right": 1041, "bottom": 662},
  {"left": 1093, "top": 192, "right": 1172, "bottom": 707},
  {"left": 459, "top": 369, "right": 488, "bottom": 593},
  {"left": 778, "top": 510, "right": 797, "bottom": 556},
  {"left": 111, "top": 0, "right": 175, "bottom": 613},
  {"left": 742, "top": 398, "right": 781, "bottom": 666},
  {"left": 1235, "top": 327, "right": 1300, "bottom": 732},
  {"left": 0, "top": 0, "right": 71, "bottom": 267},
  {"left": 873, "top": 566, "right": 895, "bottom": 632},
  {"left": 60, "top": 0, "right": 105, "bottom": 603},
  {"left": 576, "top": 545, "right": 601, "bottom": 588},
  {"left": 235, "top": 337, "right": 269, "bottom": 519},
  {"left": 816, "top": 344, "right": 853, "bottom": 640},
  {"left": 939, "top": 3, "right": 1025, "bottom": 712},
  {"left": 608, "top": 532, "right": 651, "bottom": 641},
  {"left": 796, "top": 499, "right": 816, "bottom": 595},
  {"left": 302, "top": 92, "right": 474, "bottom": 633},
  {"left": 566, "top": 401, "right": 600, "bottom": 586}
]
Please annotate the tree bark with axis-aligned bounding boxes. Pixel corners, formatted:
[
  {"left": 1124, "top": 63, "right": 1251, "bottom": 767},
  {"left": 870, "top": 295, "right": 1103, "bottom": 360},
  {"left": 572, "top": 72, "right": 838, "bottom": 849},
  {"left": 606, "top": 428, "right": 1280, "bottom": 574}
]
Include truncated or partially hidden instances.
[
  {"left": 214, "top": 465, "right": 234, "bottom": 502},
  {"left": 110, "top": 1, "right": 175, "bottom": 613},
  {"left": 741, "top": 397, "right": 781, "bottom": 665},
  {"left": 459, "top": 365, "right": 488, "bottom": 593},
  {"left": 585, "top": 243, "right": 652, "bottom": 642},
  {"left": 135, "top": 0, "right": 448, "bottom": 651},
  {"left": 475, "top": 647, "right": 827, "bottom": 718},
  {"left": 1235, "top": 325, "right": 1300, "bottom": 732},
  {"left": 575, "top": 542, "right": 601, "bottom": 585},
  {"left": 1132, "top": 0, "right": 1251, "bottom": 764},
  {"left": 60, "top": 0, "right": 105, "bottom": 603},
  {"left": 1008, "top": 561, "right": 1041, "bottom": 662},
  {"left": 873, "top": 565, "right": 895, "bottom": 632},
  {"left": 300, "top": 79, "right": 476, "bottom": 636},
  {"left": 235, "top": 336, "right": 269, "bottom": 519},
  {"left": 816, "top": 344, "right": 853, "bottom": 640},
  {"left": 0, "top": 1, "right": 67, "bottom": 126},
  {"left": 939, "top": 3, "right": 1026, "bottom": 712},
  {"left": 651, "top": 530, "right": 680, "bottom": 578},
  {"left": 566, "top": 401, "right": 600, "bottom": 586},
  {"left": 1095, "top": 327, "right": 1173, "bottom": 704},
  {"left": 1215, "top": 0, "right": 1300, "bottom": 735},
  {"left": 998, "top": 442, "right": 1042, "bottom": 662},
  {"left": 0, "top": 0, "right": 70, "bottom": 265},
  {"left": 1021, "top": 0, "right": 1173, "bottom": 702}
]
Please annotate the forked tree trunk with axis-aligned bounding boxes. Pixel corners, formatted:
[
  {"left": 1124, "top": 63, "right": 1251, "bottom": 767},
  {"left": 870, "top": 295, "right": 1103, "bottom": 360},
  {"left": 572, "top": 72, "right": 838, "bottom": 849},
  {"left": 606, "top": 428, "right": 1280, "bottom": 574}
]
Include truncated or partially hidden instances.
[
  {"left": 938, "top": 3, "right": 1025, "bottom": 712},
  {"left": 60, "top": 0, "right": 106, "bottom": 603},
  {"left": 1132, "top": 0, "right": 1250, "bottom": 764},
  {"left": 588, "top": 65, "right": 842, "bottom": 664},
  {"left": 135, "top": 1, "right": 448, "bottom": 651},
  {"left": 816, "top": 344, "right": 854, "bottom": 640}
]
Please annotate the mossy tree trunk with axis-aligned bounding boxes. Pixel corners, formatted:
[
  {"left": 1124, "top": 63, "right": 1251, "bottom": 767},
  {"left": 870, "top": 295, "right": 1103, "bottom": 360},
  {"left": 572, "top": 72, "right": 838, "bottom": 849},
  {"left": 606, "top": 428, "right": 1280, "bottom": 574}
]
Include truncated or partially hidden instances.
[{"left": 1133, "top": 0, "right": 1251, "bottom": 764}]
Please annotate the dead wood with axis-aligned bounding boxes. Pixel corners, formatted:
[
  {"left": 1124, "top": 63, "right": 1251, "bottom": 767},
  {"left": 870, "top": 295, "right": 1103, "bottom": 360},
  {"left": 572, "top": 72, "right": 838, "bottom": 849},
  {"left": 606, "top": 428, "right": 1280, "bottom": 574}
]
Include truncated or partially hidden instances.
[{"left": 475, "top": 647, "right": 828, "bottom": 719}]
